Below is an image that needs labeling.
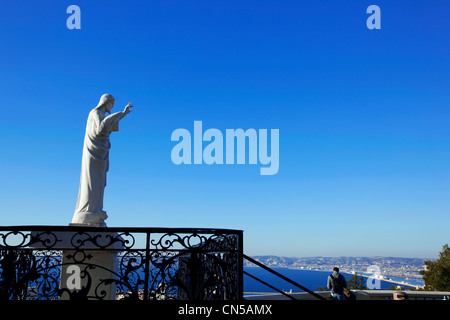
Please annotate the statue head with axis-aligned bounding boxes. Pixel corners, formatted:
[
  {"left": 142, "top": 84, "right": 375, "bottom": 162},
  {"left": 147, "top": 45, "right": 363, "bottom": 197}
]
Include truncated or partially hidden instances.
[{"left": 96, "top": 94, "right": 115, "bottom": 113}]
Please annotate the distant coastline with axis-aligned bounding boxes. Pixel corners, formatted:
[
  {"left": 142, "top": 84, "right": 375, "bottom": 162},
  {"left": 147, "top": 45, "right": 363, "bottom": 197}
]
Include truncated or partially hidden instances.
[
  {"left": 245, "top": 255, "right": 426, "bottom": 288},
  {"left": 243, "top": 267, "right": 423, "bottom": 294},
  {"left": 339, "top": 271, "right": 420, "bottom": 288}
]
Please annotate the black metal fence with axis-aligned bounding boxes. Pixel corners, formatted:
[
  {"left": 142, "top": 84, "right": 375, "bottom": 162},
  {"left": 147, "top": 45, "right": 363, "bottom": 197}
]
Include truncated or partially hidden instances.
[{"left": 0, "top": 226, "right": 243, "bottom": 300}]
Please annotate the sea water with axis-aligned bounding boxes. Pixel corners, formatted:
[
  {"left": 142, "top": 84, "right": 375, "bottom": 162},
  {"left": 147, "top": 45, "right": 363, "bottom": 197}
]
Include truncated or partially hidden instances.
[{"left": 243, "top": 267, "right": 422, "bottom": 293}]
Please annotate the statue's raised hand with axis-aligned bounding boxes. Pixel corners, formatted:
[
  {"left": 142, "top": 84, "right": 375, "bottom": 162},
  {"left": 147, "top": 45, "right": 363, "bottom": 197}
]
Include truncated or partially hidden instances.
[{"left": 124, "top": 102, "right": 133, "bottom": 115}]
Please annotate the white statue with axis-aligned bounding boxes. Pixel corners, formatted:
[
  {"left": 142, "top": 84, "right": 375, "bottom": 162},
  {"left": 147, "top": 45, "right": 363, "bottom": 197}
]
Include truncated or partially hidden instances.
[{"left": 71, "top": 94, "right": 133, "bottom": 227}]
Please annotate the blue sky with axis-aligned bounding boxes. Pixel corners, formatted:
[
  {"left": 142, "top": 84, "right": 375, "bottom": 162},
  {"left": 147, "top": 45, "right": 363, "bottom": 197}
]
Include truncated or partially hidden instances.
[{"left": 0, "top": 1, "right": 449, "bottom": 258}]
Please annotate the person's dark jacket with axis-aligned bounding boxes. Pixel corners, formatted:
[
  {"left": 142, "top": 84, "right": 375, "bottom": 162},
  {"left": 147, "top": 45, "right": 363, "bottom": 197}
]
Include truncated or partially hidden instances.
[{"left": 327, "top": 272, "right": 347, "bottom": 294}]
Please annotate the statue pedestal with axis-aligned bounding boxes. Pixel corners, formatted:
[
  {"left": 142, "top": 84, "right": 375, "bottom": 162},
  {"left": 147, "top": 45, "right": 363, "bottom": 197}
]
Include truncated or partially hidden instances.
[
  {"left": 30, "top": 227, "right": 124, "bottom": 300},
  {"left": 60, "top": 248, "right": 120, "bottom": 300}
]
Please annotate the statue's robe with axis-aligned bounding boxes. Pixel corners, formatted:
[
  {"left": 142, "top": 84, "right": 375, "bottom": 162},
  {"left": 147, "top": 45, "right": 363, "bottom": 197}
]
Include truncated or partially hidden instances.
[{"left": 71, "top": 107, "right": 124, "bottom": 226}]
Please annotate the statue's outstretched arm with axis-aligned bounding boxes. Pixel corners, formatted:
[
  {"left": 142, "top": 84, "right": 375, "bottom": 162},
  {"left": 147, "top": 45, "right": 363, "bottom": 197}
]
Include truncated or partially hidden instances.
[{"left": 98, "top": 102, "right": 134, "bottom": 134}]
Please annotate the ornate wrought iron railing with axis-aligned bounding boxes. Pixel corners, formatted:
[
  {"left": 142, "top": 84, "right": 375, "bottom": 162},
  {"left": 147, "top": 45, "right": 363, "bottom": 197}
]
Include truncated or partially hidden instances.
[{"left": 0, "top": 226, "right": 243, "bottom": 301}]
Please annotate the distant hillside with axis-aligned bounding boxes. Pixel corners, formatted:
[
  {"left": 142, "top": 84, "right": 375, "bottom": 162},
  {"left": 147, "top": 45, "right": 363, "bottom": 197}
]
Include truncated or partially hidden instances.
[{"left": 246, "top": 255, "right": 427, "bottom": 272}]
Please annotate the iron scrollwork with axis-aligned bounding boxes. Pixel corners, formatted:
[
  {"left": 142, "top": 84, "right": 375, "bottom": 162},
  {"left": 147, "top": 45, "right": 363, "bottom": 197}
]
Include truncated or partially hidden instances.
[{"left": 0, "top": 226, "right": 243, "bottom": 301}]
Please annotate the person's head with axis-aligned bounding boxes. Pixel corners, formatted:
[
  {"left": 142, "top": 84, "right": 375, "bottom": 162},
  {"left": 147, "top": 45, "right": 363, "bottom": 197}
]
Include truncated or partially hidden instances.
[
  {"left": 96, "top": 94, "right": 115, "bottom": 113},
  {"left": 333, "top": 267, "right": 339, "bottom": 273}
]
